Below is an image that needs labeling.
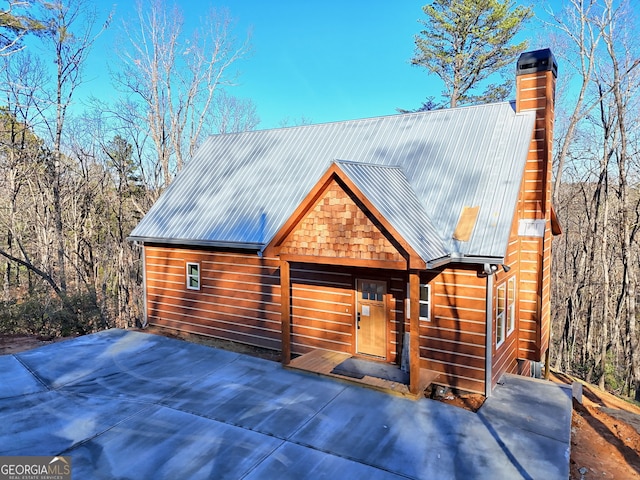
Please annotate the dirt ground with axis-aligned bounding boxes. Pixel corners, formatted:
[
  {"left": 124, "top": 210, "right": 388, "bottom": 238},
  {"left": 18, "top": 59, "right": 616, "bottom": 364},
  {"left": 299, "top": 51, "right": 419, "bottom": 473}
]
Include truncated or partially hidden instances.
[
  {"left": 2, "top": 332, "right": 639, "bottom": 479},
  {"left": 424, "top": 384, "right": 486, "bottom": 412},
  {"left": 551, "top": 371, "right": 640, "bottom": 480},
  {"left": 0, "top": 334, "right": 71, "bottom": 355}
]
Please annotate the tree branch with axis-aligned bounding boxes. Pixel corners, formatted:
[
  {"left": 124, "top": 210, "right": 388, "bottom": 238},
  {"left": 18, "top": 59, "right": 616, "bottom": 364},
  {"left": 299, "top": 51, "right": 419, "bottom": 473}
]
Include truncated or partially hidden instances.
[{"left": 0, "top": 245, "right": 63, "bottom": 299}]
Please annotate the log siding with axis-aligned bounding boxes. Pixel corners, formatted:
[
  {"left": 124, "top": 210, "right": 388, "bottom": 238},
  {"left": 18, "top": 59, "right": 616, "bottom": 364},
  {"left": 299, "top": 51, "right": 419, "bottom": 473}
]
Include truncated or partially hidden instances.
[
  {"left": 420, "top": 267, "right": 488, "bottom": 395},
  {"left": 144, "top": 245, "right": 282, "bottom": 351},
  {"left": 515, "top": 65, "right": 555, "bottom": 365},
  {"left": 143, "top": 242, "right": 553, "bottom": 396}
]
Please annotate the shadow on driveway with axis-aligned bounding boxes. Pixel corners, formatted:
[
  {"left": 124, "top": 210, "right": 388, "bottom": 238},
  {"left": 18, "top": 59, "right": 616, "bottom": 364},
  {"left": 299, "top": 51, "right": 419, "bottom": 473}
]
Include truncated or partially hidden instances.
[{"left": 0, "top": 329, "right": 571, "bottom": 479}]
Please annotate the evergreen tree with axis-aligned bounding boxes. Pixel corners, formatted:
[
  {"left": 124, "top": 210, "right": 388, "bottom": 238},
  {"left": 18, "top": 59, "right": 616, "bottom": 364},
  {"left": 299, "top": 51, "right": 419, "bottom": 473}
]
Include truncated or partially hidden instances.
[
  {"left": 412, "top": 0, "right": 532, "bottom": 108},
  {"left": 0, "top": 2, "right": 44, "bottom": 55}
]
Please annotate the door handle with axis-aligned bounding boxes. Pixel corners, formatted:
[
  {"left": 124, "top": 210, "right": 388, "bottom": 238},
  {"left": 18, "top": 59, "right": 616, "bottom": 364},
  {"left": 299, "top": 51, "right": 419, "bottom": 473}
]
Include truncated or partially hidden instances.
[{"left": 357, "top": 312, "right": 361, "bottom": 329}]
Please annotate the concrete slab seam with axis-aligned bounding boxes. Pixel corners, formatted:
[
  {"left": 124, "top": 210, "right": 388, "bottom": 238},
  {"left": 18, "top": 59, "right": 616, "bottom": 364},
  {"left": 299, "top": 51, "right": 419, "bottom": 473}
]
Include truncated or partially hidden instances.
[
  {"left": 280, "top": 436, "right": 417, "bottom": 480},
  {"left": 58, "top": 402, "right": 159, "bottom": 456},
  {"left": 151, "top": 398, "right": 331, "bottom": 446},
  {"left": 476, "top": 411, "right": 537, "bottom": 480},
  {"left": 158, "top": 354, "right": 244, "bottom": 404},
  {"left": 273, "top": 386, "right": 420, "bottom": 479},
  {"left": 13, "top": 354, "right": 51, "bottom": 392},
  {"left": 153, "top": 381, "right": 415, "bottom": 479},
  {"left": 237, "top": 439, "right": 288, "bottom": 480},
  {"left": 57, "top": 388, "right": 173, "bottom": 408}
]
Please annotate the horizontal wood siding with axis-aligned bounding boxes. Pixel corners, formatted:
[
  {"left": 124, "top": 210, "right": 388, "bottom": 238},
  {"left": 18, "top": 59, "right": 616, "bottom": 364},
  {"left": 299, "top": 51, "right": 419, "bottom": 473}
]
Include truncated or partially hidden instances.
[
  {"left": 491, "top": 298, "right": 519, "bottom": 386},
  {"left": 389, "top": 275, "right": 406, "bottom": 361},
  {"left": 144, "top": 247, "right": 498, "bottom": 394},
  {"left": 491, "top": 219, "right": 525, "bottom": 386},
  {"left": 518, "top": 232, "right": 553, "bottom": 364},
  {"left": 289, "top": 265, "right": 404, "bottom": 363},
  {"left": 290, "top": 264, "right": 354, "bottom": 356},
  {"left": 540, "top": 232, "right": 552, "bottom": 355},
  {"left": 516, "top": 69, "right": 555, "bottom": 364},
  {"left": 145, "top": 245, "right": 282, "bottom": 350},
  {"left": 420, "top": 267, "right": 487, "bottom": 394},
  {"left": 517, "top": 238, "right": 542, "bottom": 360}
]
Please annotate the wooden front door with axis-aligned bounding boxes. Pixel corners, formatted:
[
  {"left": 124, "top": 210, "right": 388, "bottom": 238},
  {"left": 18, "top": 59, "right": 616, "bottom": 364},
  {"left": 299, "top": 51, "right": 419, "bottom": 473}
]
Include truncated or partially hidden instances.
[{"left": 356, "top": 279, "right": 387, "bottom": 358}]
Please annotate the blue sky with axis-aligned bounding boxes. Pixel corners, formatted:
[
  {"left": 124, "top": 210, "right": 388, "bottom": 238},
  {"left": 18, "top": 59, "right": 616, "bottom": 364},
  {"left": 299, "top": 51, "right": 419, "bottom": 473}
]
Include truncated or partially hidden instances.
[
  {"left": 81, "top": 1, "right": 555, "bottom": 130},
  {"left": 229, "top": 1, "right": 435, "bottom": 127}
]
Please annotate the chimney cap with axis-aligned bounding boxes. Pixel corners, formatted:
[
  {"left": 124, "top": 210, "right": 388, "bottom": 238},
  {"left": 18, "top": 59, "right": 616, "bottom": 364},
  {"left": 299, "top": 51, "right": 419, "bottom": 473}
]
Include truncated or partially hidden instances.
[{"left": 517, "top": 48, "right": 557, "bottom": 77}]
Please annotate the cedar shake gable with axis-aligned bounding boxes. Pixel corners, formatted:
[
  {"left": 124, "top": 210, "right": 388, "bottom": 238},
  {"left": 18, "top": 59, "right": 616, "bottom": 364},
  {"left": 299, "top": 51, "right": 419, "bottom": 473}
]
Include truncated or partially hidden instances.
[{"left": 265, "top": 161, "right": 438, "bottom": 270}]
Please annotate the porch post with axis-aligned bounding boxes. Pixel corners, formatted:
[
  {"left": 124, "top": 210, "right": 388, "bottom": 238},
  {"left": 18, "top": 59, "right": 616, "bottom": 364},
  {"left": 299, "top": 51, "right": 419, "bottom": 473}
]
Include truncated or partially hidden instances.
[
  {"left": 280, "top": 259, "right": 291, "bottom": 365},
  {"left": 409, "top": 270, "right": 421, "bottom": 394}
]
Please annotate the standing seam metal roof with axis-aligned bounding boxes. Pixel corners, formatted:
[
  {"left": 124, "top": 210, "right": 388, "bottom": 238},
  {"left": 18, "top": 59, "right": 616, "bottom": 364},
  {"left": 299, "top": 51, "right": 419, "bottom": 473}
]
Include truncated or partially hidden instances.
[
  {"left": 334, "top": 160, "right": 448, "bottom": 263},
  {"left": 129, "top": 102, "right": 535, "bottom": 264}
]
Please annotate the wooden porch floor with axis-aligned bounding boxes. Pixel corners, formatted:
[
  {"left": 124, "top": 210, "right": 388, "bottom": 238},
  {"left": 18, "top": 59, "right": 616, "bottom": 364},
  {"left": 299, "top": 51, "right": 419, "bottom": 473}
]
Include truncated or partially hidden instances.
[{"left": 286, "top": 350, "right": 440, "bottom": 399}]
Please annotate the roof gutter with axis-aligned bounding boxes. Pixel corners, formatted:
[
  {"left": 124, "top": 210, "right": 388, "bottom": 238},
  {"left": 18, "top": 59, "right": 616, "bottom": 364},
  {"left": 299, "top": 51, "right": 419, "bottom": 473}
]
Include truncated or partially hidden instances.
[
  {"left": 426, "top": 253, "right": 505, "bottom": 270},
  {"left": 126, "top": 236, "right": 264, "bottom": 251}
]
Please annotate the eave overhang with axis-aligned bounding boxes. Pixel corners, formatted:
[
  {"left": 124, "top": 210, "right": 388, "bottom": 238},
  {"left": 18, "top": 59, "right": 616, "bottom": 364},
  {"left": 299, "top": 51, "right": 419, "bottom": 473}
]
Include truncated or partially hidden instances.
[
  {"left": 426, "top": 254, "right": 506, "bottom": 270},
  {"left": 126, "top": 236, "right": 264, "bottom": 251}
]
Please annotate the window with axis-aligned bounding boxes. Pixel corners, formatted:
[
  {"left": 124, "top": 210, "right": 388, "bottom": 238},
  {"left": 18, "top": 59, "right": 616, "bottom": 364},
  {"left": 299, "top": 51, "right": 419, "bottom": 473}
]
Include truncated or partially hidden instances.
[
  {"left": 419, "top": 283, "right": 431, "bottom": 321},
  {"left": 361, "top": 281, "right": 384, "bottom": 301},
  {"left": 496, "top": 276, "right": 517, "bottom": 347},
  {"left": 186, "top": 262, "right": 200, "bottom": 290},
  {"left": 496, "top": 283, "right": 506, "bottom": 347},
  {"left": 507, "top": 277, "right": 516, "bottom": 334},
  {"left": 406, "top": 282, "right": 431, "bottom": 321}
]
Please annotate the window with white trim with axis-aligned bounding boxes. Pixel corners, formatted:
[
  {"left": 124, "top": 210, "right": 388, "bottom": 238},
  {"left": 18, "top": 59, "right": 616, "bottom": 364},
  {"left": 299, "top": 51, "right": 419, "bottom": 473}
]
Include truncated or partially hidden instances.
[
  {"left": 186, "top": 262, "right": 200, "bottom": 290},
  {"left": 406, "top": 282, "right": 431, "bottom": 321},
  {"left": 496, "top": 283, "right": 506, "bottom": 347},
  {"left": 419, "top": 283, "right": 431, "bottom": 321},
  {"left": 507, "top": 277, "right": 516, "bottom": 334}
]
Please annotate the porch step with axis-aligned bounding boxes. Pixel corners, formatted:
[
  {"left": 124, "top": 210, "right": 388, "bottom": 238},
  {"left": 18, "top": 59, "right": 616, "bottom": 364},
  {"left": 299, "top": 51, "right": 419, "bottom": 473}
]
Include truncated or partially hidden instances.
[{"left": 286, "top": 349, "right": 439, "bottom": 400}]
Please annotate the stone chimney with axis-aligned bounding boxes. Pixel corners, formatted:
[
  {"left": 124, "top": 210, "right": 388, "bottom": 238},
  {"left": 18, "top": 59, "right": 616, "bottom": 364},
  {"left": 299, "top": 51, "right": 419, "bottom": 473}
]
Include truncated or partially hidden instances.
[{"left": 514, "top": 48, "right": 557, "bottom": 368}]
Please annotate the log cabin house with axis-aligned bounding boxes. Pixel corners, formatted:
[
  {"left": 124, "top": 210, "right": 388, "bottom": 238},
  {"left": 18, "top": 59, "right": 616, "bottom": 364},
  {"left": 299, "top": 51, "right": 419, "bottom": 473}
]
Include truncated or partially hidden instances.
[{"left": 129, "top": 49, "right": 560, "bottom": 397}]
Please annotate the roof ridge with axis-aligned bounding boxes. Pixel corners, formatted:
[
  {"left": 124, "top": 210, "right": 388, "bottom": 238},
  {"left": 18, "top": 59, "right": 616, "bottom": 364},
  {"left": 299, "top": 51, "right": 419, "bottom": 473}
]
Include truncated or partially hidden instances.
[
  {"left": 334, "top": 159, "right": 403, "bottom": 170},
  {"left": 208, "top": 101, "right": 517, "bottom": 138}
]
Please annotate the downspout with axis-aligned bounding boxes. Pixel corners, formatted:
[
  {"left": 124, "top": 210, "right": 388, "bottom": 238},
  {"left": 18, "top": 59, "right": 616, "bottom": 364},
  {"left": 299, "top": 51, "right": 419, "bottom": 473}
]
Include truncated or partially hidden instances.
[
  {"left": 485, "top": 265, "right": 494, "bottom": 397},
  {"left": 141, "top": 242, "right": 148, "bottom": 328}
]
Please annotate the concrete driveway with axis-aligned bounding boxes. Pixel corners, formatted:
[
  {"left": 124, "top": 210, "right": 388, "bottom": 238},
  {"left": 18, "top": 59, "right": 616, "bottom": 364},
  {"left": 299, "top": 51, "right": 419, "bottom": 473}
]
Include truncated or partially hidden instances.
[{"left": 0, "top": 329, "right": 571, "bottom": 479}]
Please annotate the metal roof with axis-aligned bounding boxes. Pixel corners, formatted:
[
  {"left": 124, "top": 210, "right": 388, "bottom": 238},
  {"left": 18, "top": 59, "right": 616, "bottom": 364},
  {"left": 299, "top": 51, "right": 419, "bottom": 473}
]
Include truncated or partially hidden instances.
[
  {"left": 130, "top": 102, "right": 535, "bottom": 265},
  {"left": 333, "top": 160, "right": 448, "bottom": 263}
]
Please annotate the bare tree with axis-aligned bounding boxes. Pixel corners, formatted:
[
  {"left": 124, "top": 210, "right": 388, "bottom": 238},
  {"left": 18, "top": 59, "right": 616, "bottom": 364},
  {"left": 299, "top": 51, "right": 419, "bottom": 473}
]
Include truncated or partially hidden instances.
[
  {"left": 0, "top": 0, "right": 111, "bottom": 336},
  {"left": 277, "top": 115, "right": 314, "bottom": 128},
  {"left": 547, "top": 0, "right": 605, "bottom": 206},
  {"left": 114, "top": 0, "right": 251, "bottom": 187},
  {"left": 0, "top": 53, "right": 47, "bottom": 299},
  {"left": 33, "top": 0, "right": 109, "bottom": 294},
  {"left": 212, "top": 90, "right": 259, "bottom": 134},
  {"left": 550, "top": 0, "right": 640, "bottom": 399},
  {"left": 599, "top": 0, "right": 640, "bottom": 400}
]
